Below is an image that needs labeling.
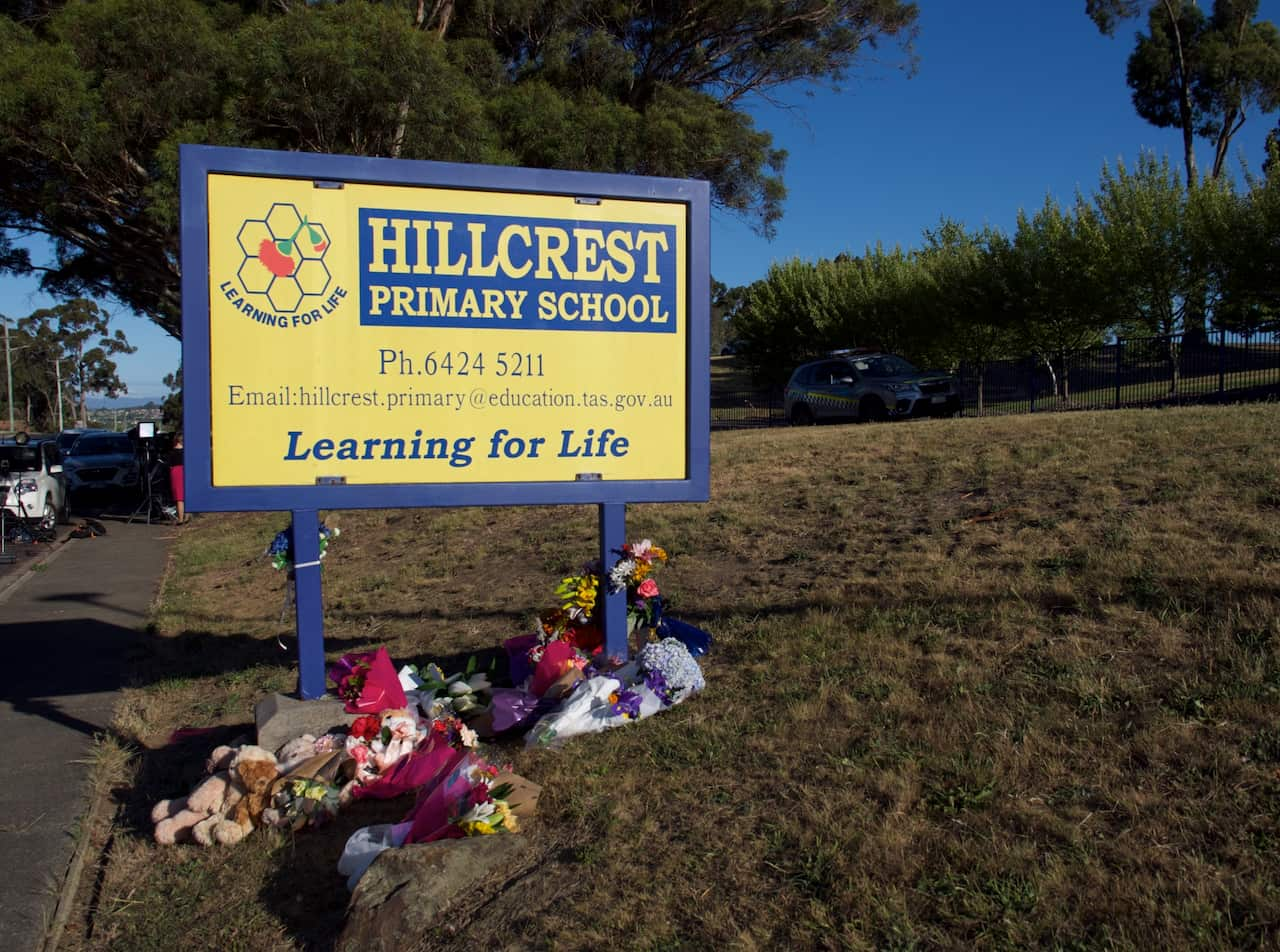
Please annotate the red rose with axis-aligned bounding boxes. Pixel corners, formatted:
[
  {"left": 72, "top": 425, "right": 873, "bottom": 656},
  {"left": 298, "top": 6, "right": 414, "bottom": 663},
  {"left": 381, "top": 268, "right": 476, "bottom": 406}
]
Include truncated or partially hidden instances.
[
  {"left": 350, "top": 715, "right": 381, "bottom": 741},
  {"left": 636, "top": 578, "right": 659, "bottom": 598}
]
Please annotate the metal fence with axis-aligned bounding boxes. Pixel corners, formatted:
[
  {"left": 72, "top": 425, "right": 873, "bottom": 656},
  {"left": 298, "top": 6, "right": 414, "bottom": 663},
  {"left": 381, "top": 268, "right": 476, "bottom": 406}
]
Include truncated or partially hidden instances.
[
  {"left": 710, "top": 331, "right": 1280, "bottom": 430},
  {"left": 956, "top": 331, "right": 1280, "bottom": 417}
]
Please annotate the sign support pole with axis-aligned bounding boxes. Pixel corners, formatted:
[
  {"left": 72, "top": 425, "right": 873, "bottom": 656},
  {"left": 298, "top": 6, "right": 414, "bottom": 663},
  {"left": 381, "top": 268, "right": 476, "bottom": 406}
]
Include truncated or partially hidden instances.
[
  {"left": 291, "top": 508, "right": 327, "bottom": 699},
  {"left": 599, "top": 502, "right": 628, "bottom": 662}
]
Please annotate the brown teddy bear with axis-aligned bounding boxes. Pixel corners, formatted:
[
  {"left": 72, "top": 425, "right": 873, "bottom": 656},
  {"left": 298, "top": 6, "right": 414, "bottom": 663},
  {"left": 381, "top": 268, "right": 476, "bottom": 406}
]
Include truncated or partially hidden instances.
[
  {"left": 196, "top": 745, "right": 280, "bottom": 845},
  {"left": 151, "top": 744, "right": 280, "bottom": 846},
  {"left": 151, "top": 744, "right": 240, "bottom": 845}
]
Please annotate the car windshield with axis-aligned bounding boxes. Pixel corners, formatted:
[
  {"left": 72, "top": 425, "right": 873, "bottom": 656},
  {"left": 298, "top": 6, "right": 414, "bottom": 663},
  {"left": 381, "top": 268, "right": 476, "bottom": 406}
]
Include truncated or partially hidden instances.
[
  {"left": 56, "top": 432, "right": 85, "bottom": 453},
  {"left": 0, "top": 445, "right": 42, "bottom": 472},
  {"left": 71, "top": 435, "right": 134, "bottom": 457},
  {"left": 849, "top": 355, "right": 919, "bottom": 377}
]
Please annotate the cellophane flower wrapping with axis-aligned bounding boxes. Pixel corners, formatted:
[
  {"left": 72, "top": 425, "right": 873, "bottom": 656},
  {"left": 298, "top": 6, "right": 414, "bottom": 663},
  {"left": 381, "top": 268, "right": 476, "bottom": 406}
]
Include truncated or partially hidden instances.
[
  {"left": 264, "top": 778, "right": 342, "bottom": 831},
  {"left": 403, "top": 751, "right": 494, "bottom": 844},
  {"left": 267, "top": 523, "right": 340, "bottom": 572},
  {"left": 329, "top": 646, "right": 408, "bottom": 715},
  {"left": 637, "top": 638, "right": 705, "bottom": 704},
  {"left": 338, "top": 821, "right": 413, "bottom": 891}
]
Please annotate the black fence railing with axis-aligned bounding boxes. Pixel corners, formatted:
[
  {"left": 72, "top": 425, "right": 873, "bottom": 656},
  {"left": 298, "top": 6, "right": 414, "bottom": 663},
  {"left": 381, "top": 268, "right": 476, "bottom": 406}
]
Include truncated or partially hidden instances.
[
  {"left": 710, "top": 390, "right": 786, "bottom": 429},
  {"left": 956, "top": 331, "right": 1280, "bottom": 417},
  {"left": 710, "top": 331, "right": 1280, "bottom": 430}
]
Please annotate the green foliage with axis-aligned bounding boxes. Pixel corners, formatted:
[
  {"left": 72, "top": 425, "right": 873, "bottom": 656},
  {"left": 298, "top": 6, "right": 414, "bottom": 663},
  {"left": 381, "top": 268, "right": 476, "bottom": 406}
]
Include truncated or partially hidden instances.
[
  {"left": 11, "top": 297, "right": 134, "bottom": 429},
  {"left": 0, "top": 0, "right": 919, "bottom": 338},
  {"left": 1092, "top": 1, "right": 1280, "bottom": 183}
]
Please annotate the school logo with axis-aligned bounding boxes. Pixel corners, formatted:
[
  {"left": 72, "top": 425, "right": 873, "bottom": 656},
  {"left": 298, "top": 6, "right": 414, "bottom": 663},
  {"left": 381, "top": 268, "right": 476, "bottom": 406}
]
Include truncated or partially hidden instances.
[{"left": 235, "top": 203, "right": 332, "bottom": 313}]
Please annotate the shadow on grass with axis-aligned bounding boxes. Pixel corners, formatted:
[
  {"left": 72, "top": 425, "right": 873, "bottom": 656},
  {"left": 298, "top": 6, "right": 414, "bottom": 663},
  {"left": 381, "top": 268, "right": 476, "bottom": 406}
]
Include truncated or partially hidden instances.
[{"left": 0, "top": 617, "right": 376, "bottom": 737}]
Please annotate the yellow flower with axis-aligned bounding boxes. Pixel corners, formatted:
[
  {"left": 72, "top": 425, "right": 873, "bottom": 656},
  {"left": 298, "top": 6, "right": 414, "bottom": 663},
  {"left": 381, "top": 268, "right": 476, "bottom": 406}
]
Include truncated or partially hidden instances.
[
  {"left": 459, "top": 820, "right": 497, "bottom": 836},
  {"left": 494, "top": 800, "right": 518, "bottom": 833}
]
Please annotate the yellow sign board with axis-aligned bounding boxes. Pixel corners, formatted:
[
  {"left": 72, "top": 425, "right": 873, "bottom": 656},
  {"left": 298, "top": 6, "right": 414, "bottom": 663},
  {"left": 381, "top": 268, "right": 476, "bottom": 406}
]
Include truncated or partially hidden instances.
[{"left": 205, "top": 173, "right": 689, "bottom": 488}]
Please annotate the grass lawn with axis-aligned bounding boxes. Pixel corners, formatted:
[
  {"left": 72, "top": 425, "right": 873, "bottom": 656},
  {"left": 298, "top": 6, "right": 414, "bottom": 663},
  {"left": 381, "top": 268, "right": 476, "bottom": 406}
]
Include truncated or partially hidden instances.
[{"left": 68, "top": 404, "right": 1280, "bottom": 950}]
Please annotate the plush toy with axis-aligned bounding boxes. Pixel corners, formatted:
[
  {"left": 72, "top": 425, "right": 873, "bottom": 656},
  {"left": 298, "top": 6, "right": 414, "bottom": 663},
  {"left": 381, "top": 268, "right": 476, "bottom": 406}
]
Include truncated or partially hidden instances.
[
  {"left": 150, "top": 744, "right": 240, "bottom": 845},
  {"left": 194, "top": 745, "right": 281, "bottom": 845}
]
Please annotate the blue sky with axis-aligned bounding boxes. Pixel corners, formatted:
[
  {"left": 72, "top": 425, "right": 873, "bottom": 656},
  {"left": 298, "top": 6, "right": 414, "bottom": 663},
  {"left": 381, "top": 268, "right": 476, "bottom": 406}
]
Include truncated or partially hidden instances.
[{"left": 3, "top": 0, "right": 1279, "bottom": 399}]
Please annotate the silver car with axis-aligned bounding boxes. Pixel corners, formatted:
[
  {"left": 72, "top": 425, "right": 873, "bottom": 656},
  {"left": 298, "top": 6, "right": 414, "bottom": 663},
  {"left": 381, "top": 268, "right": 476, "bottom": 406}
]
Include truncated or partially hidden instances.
[{"left": 784, "top": 351, "right": 962, "bottom": 424}]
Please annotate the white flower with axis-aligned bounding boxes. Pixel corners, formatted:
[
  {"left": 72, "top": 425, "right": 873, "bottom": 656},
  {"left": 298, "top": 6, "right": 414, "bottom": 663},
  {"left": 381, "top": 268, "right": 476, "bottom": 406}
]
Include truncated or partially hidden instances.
[
  {"left": 467, "top": 673, "right": 491, "bottom": 692},
  {"left": 458, "top": 800, "right": 497, "bottom": 823},
  {"left": 458, "top": 724, "right": 479, "bottom": 748},
  {"left": 448, "top": 680, "right": 472, "bottom": 697},
  {"left": 609, "top": 558, "right": 637, "bottom": 592}
]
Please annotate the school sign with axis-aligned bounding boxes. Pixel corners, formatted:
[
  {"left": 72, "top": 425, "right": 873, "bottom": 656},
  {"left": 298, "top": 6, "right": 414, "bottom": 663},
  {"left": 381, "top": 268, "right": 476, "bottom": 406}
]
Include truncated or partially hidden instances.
[{"left": 181, "top": 145, "right": 710, "bottom": 512}]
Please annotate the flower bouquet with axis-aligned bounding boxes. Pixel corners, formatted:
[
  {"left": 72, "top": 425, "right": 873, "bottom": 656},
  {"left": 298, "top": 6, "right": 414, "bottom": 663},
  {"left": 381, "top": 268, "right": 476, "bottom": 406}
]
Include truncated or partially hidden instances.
[
  {"left": 328, "top": 646, "right": 407, "bottom": 715},
  {"left": 344, "top": 708, "right": 432, "bottom": 783},
  {"left": 266, "top": 521, "right": 340, "bottom": 572},
  {"left": 262, "top": 778, "right": 342, "bottom": 832}
]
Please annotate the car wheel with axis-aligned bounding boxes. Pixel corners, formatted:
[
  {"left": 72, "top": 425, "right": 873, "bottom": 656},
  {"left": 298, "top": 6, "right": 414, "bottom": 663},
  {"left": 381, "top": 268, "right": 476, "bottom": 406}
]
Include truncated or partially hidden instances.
[
  {"left": 859, "top": 396, "right": 888, "bottom": 423},
  {"left": 790, "top": 403, "right": 815, "bottom": 426},
  {"left": 41, "top": 496, "right": 57, "bottom": 531},
  {"left": 58, "top": 494, "right": 72, "bottom": 525}
]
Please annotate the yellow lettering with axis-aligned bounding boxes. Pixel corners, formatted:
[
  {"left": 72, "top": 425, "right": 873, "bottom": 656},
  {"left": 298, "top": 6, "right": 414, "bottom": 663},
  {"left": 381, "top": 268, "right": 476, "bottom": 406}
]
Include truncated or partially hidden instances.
[
  {"left": 458, "top": 288, "right": 482, "bottom": 318},
  {"left": 537, "top": 290, "right": 557, "bottom": 320},
  {"left": 497, "top": 225, "right": 533, "bottom": 279},
  {"left": 392, "top": 286, "right": 414, "bottom": 315},
  {"left": 634, "top": 231, "right": 669, "bottom": 284},
  {"left": 368, "top": 285, "right": 391, "bottom": 314},
  {"left": 435, "top": 222, "right": 467, "bottom": 276},
  {"left": 411, "top": 220, "right": 433, "bottom": 274},
  {"left": 430, "top": 287, "right": 458, "bottom": 315},
  {"left": 468, "top": 223, "right": 498, "bottom": 277},
  {"left": 558, "top": 291, "right": 579, "bottom": 320},
  {"left": 579, "top": 292, "right": 603, "bottom": 322},
  {"left": 481, "top": 288, "right": 505, "bottom": 318},
  {"left": 605, "top": 230, "right": 635, "bottom": 282},
  {"left": 368, "top": 217, "right": 410, "bottom": 274},
  {"left": 574, "top": 228, "right": 607, "bottom": 281},
  {"left": 534, "top": 226, "right": 572, "bottom": 280}
]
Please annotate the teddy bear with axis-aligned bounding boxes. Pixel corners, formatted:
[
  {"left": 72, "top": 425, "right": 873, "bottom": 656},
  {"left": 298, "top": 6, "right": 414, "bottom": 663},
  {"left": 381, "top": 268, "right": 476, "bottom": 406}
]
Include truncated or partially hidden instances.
[
  {"left": 194, "top": 744, "right": 281, "bottom": 845},
  {"left": 151, "top": 744, "right": 240, "bottom": 845},
  {"left": 150, "top": 744, "right": 280, "bottom": 846}
]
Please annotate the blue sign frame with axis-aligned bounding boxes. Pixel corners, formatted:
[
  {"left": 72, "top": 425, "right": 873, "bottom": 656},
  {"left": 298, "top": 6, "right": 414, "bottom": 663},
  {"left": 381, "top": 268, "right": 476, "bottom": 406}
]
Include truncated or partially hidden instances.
[{"left": 180, "top": 144, "right": 711, "bottom": 512}]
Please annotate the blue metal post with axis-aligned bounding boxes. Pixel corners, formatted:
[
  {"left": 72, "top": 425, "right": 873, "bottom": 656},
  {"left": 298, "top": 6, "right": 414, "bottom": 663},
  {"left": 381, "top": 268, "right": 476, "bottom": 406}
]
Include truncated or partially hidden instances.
[
  {"left": 599, "top": 503, "right": 628, "bottom": 662},
  {"left": 290, "top": 509, "right": 327, "bottom": 699}
]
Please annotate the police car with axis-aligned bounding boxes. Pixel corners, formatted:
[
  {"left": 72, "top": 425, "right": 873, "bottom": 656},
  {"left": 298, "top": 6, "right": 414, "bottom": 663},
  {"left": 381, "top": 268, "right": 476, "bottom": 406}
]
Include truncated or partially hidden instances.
[{"left": 783, "top": 350, "right": 962, "bottom": 425}]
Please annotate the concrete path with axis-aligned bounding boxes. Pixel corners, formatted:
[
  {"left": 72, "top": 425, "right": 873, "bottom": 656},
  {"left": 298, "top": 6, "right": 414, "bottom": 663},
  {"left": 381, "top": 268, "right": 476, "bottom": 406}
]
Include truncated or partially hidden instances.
[{"left": 0, "top": 520, "right": 172, "bottom": 952}]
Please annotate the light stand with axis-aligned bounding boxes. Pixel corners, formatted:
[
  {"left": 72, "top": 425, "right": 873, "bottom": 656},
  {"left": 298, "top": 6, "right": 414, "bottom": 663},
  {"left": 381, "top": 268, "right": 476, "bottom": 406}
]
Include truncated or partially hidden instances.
[{"left": 127, "top": 438, "right": 169, "bottom": 525}]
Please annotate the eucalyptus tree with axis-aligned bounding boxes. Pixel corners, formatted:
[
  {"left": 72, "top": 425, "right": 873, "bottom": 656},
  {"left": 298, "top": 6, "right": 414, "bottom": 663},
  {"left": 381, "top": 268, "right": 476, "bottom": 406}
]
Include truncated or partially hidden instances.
[
  {"left": 18, "top": 298, "right": 135, "bottom": 427},
  {"left": 1089, "top": 1, "right": 1280, "bottom": 186},
  {"left": 0, "top": 0, "right": 919, "bottom": 340}
]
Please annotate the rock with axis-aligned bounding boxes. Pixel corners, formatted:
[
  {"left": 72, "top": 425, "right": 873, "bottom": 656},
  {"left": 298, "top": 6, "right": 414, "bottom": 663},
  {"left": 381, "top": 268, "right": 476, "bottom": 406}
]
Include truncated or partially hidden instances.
[
  {"left": 254, "top": 692, "right": 355, "bottom": 753},
  {"left": 338, "top": 836, "right": 530, "bottom": 951}
]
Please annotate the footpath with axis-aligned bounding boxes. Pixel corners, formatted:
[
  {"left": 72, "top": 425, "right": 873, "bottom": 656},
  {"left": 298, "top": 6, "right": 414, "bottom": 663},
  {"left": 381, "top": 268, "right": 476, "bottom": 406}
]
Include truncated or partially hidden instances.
[{"left": 0, "top": 519, "right": 172, "bottom": 952}]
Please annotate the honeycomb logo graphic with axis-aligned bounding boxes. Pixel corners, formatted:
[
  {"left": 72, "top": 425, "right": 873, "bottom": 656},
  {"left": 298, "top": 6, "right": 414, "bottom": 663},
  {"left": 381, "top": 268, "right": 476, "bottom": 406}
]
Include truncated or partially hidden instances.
[{"left": 236, "top": 203, "right": 332, "bottom": 313}]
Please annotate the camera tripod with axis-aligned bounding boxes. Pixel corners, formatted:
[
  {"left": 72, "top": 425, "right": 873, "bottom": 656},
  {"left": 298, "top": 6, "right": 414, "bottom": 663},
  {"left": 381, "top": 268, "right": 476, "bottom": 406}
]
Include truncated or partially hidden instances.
[{"left": 128, "top": 451, "right": 173, "bottom": 525}]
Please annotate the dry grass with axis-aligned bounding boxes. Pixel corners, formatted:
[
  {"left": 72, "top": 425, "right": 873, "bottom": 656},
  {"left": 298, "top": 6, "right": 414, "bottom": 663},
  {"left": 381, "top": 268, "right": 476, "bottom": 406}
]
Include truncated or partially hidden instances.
[{"left": 63, "top": 404, "right": 1280, "bottom": 951}]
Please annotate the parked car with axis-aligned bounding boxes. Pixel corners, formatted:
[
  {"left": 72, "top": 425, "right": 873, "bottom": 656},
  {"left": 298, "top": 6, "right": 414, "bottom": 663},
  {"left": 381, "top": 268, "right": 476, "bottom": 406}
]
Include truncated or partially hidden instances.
[
  {"left": 56, "top": 427, "right": 108, "bottom": 455},
  {"left": 61, "top": 431, "right": 141, "bottom": 494},
  {"left": 783, "top": 351, "right": 962, "bottom": 424},
  {"left": 0, "top": 435, "right": 70, "bottom": 529}
]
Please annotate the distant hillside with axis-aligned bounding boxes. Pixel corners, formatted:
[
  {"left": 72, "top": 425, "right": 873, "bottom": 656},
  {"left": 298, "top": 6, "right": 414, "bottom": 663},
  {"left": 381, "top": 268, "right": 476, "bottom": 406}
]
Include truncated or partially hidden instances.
[{"left": 86, "top": 396, "right": 163, "bottom": 410}]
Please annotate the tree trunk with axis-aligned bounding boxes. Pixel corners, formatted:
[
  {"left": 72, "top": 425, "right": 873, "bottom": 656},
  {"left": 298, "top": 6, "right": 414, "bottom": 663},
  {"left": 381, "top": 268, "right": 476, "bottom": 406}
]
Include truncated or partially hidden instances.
[
  {"left": 390, "top": 0, "right": 452, "bottom": 159},
  {"left": 1042, "top": 355, "right": 1060, "bottom": 400},
  {"left": 1162, "top": 0, "right": 1200, "bottom": 188},
  {"left": 1166, "top": 335, "right": 1180, "bottom": 397}
]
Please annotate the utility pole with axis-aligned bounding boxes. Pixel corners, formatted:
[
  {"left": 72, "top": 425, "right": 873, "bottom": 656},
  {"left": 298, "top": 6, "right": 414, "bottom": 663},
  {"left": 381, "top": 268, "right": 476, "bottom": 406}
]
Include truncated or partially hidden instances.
[
  {"left": 2, "top": 314, "right": 12, "bottom": 435},
  {"left": 54, "top": 357, "right": 64, "bottom": 431}
]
